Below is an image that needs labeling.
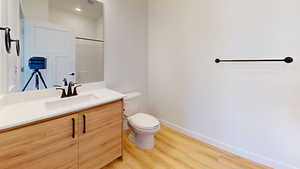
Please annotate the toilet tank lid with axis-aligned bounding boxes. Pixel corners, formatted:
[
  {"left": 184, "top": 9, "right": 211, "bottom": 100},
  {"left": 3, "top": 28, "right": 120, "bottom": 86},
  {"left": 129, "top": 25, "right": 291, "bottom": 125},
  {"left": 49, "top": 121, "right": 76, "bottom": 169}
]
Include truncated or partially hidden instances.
[{"left": 124, "top": 92, "right": 141, "bottom": 100}]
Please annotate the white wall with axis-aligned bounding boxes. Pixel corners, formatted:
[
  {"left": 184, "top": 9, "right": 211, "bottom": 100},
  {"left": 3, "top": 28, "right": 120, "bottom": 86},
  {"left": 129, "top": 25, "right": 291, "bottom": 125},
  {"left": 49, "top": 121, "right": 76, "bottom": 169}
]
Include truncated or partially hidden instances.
[
  {"left": 7, "top": 0, "right": 20, "bottom": 92},
  {"left": 148, "top": 0, "right": 300, "bottom": 168},
  {"left": 76, "top": 39, "right": 104, "bottom": 83},
  {"left": 49, "top": 7, "right": 101, "bottom": 39},
  {"left": 105, "top": 0, "right": 148, "bottom": 112},
  {"left": 22, "top": 0, "right": 104, "bottom": 40},
  {"left": 0, "top": 0, "right": 20, "bottom": 93},
  {"left": 21, "top": 0, "right": 49, "bottom": 22},
  {"left": 0, "top": 0, "right": 7, "bottom": 94},
  {"left": 96, "top": 16, "right": 104, "bottom": 40}
]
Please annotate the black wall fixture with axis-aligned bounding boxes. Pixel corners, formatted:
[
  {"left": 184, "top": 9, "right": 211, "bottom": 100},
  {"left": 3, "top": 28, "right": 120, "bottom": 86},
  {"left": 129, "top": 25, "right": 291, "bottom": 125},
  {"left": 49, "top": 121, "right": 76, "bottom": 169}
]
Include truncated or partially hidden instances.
[
  {"left": 0, "top": 27, "right": 11, "bottom": 53},
  {"left": 215, "top": 57, "right": 293, "bottom": 64},
  {"left": 0, "top": 27, "right": 20, "bottom": 56}
]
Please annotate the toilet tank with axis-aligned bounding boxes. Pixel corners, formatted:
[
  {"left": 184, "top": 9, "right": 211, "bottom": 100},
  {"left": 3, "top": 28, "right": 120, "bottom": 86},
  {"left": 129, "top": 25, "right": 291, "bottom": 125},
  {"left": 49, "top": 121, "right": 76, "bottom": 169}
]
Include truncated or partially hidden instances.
[{"left": 123, "top": 92, "right": 141, "bottom": 116}]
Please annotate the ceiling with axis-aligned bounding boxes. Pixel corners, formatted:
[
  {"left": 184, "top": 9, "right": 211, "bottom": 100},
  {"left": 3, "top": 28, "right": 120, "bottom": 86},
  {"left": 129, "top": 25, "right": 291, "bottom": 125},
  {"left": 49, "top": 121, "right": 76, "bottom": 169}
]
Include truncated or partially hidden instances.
[{"left": 49, "top": 0, "right": 103, "bottom": 19}]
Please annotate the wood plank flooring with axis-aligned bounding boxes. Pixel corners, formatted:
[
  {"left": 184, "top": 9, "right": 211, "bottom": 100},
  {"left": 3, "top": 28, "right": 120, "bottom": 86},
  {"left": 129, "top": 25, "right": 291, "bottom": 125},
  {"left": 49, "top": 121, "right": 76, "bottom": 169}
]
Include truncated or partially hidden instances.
[{"left": 103, "top": 125, "right": 272, "bottom": 169}]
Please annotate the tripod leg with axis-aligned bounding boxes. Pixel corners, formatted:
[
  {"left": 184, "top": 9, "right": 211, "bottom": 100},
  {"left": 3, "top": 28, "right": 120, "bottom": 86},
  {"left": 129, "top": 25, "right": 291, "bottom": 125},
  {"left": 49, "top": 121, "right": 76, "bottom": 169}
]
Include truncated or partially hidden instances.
[
  {"left": 35, "top": 74, "right": 39, "bottom": 90},
  {"left": 22, "top": 71, "right": 36, "bottom": 91},
  {"left": 37, "top": 71, "right": 48, "bottom": 88}
]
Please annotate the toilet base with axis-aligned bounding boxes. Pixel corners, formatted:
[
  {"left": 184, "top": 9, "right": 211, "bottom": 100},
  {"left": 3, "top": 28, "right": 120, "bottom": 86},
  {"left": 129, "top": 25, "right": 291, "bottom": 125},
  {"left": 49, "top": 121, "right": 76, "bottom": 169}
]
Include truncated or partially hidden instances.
[{"left": 128, "top": 130, "right": 156, "bottom": 150}]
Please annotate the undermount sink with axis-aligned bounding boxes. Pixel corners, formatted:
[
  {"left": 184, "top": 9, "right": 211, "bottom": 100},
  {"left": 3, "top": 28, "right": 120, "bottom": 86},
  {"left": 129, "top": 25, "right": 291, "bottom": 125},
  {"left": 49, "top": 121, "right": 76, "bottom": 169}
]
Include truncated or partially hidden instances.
[{"left": 45, "top": 94, "right": 99, "bottom": 111}]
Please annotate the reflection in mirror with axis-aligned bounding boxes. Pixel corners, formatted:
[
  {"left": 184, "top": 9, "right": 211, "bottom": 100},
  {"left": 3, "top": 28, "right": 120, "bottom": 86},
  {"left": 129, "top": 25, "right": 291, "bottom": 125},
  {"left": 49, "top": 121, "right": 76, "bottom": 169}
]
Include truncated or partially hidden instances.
[{"left": 19, "top": 0, "right": 104, "bottom": 91}]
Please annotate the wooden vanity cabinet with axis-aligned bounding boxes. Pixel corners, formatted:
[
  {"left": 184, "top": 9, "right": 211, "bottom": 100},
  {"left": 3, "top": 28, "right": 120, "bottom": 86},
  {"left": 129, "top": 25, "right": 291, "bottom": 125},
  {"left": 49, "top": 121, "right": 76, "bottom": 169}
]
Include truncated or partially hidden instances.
[{"left": 0, "top": 100, "right": 123, "bottom": 169}]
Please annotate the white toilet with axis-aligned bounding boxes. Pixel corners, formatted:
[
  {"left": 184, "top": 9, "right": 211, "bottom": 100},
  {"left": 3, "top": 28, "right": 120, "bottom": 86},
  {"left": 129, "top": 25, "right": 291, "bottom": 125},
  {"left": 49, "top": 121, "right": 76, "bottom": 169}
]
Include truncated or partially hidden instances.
[{"left": 123, "top": 92, "right": 160, "bottom": 150}]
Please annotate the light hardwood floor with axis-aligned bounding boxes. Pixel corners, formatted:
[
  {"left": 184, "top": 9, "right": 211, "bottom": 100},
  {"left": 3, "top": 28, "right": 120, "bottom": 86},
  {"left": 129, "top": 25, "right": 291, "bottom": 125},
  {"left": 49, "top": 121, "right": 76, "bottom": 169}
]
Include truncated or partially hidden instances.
[{"left": 103, "top": 125, "right": 272, "bottom": 169}]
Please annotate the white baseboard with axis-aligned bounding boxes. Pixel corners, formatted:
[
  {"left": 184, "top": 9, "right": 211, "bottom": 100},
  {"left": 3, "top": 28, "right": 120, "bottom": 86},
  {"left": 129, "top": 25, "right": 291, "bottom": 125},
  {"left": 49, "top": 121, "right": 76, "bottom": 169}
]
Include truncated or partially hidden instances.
[{"left": 159, "top": 119, "right": 298, "bottom": 169}]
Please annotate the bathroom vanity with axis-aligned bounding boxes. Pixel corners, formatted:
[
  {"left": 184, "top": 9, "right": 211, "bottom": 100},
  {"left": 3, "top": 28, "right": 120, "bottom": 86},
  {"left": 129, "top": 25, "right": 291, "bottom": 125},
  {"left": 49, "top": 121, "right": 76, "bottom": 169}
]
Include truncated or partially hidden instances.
[
  {"left": 0, "top": 0, "right": 125, "bottom": 168},
  {"left": 0, "top": 87, "right": 124, "bottom": 169}
]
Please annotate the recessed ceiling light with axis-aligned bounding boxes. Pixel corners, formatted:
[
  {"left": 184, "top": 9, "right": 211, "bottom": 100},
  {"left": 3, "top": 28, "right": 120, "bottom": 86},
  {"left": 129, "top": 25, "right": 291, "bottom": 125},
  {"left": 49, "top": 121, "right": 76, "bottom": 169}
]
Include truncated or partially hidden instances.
[{"left": 75, "top": 8, "right": 82, "bottom": 12}]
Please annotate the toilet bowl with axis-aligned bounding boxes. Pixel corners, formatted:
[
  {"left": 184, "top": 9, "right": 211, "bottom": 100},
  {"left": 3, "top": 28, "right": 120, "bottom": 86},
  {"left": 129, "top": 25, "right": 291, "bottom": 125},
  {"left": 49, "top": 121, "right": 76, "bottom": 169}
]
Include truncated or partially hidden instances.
[
  {"left": 127, "top": 113, "right": 160, "bottom": 149},
  {"left": 123, "top": 92, "right": 160, "bottom": 150}
]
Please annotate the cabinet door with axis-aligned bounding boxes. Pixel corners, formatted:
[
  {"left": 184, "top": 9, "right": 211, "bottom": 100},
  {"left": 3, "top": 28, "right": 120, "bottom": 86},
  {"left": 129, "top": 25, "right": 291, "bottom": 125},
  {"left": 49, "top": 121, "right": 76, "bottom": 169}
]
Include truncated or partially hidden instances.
[
  {"left": 78, "top": 101, "right": 123, "bottom": 169},
  {"left": 0, "top": 114, "right": 78, "bottom": 169}
]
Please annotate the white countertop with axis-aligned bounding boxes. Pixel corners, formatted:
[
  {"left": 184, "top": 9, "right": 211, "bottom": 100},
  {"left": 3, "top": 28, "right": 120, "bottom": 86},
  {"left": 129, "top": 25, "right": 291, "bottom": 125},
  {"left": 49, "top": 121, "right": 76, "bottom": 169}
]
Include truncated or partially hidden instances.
[{"left": 0, "top": 87, "right": 125, "bottom": 131}]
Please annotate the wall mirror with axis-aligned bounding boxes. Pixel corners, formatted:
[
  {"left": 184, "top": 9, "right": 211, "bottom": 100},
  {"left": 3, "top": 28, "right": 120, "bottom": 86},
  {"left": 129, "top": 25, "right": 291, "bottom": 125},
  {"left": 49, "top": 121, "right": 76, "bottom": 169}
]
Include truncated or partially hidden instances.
[{"left": 18, "top": 0, "right": 104, "bottom": 92}]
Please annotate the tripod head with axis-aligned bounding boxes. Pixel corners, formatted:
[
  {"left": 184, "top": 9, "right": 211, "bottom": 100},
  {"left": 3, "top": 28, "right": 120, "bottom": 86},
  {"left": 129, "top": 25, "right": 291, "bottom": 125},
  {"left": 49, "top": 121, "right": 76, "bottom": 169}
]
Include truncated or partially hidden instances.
[{"left": 29, "top": 57, "right": 47, "bottom": 70}]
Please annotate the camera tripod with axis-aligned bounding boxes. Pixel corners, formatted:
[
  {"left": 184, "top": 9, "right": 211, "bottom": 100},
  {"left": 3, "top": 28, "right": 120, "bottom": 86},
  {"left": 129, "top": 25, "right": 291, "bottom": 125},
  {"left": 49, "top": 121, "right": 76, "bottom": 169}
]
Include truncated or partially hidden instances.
[{"left": 22, "top": 69, "right": 48, "bottom": 91}]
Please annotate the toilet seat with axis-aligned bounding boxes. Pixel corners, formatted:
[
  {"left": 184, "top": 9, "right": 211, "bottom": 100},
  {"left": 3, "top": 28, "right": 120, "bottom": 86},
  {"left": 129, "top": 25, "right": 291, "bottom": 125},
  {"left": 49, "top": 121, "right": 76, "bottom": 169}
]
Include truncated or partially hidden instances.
[{"left": 128, "top": 113, "right": 160, "bottom": 130}]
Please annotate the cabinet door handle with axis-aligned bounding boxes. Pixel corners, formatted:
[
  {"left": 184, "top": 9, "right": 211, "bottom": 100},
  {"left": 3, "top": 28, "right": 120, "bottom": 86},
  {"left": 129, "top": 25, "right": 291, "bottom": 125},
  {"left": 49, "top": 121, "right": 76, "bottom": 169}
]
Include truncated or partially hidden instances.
[
  {"left": 72, "top": 118, "right": 75, "bottom": 139},
  {"left": 83, "top": 115, "right": 86, "bottom": 134}
]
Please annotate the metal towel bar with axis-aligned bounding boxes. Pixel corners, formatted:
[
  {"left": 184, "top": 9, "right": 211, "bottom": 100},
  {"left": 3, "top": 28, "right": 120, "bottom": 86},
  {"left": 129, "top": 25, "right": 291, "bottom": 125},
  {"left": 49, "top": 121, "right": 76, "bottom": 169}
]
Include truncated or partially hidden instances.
[{"left": 215, "top": 57, "right": 293, "bottom": 64}]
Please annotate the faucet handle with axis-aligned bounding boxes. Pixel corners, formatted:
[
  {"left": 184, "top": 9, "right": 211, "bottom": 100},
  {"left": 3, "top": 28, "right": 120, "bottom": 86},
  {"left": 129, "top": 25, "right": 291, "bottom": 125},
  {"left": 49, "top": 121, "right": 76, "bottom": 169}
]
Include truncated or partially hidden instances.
[
  {"left": 68, "top": 81, "right": 76, "bottom": 87},
  {"left": 67, "top": 81, "right": 75, "bottom": 97},
  {"left": 56, "top": 87, "right": 67, "bottom": 98},
  {"left": 72, "top": 84, "right": 82, "bottom": 96},
  {"left": 63, "top": 78, "right": 68, "bottom": 86}
]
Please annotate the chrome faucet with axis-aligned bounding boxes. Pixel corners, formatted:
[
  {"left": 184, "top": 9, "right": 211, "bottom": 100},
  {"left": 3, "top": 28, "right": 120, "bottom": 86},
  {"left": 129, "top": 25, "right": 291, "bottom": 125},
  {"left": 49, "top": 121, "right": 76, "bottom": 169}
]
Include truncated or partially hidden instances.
[
  {"left": 67, "top": 81, "right": 82, "bottom": 96},
  {"left": 56, "top": 81, "right": 82, "bottom": 98}
]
